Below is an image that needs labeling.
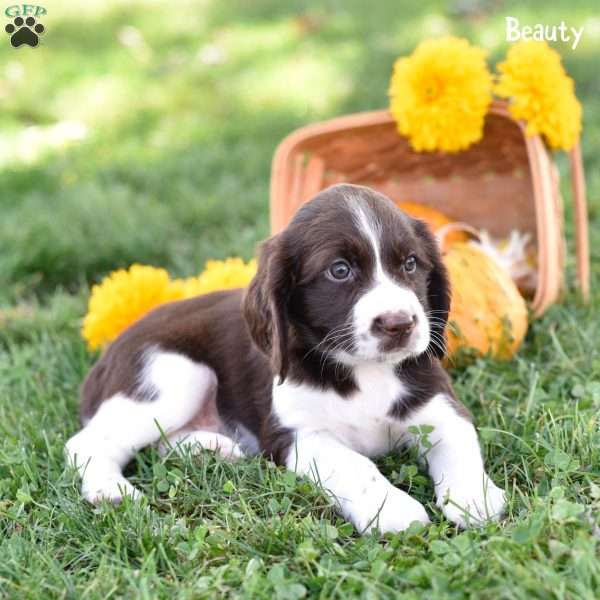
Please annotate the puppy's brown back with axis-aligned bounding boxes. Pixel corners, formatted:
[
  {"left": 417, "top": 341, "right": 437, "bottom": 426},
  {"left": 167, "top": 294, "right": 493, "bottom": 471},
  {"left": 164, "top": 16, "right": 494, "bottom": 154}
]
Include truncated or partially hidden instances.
[{"left": 80, "top": 289, "right": 272, "bottom": 429}]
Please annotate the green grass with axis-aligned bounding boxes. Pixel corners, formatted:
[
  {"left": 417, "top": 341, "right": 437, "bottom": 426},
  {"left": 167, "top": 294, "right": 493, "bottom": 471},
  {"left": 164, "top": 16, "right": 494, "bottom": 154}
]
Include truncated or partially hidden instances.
[{"left": 1, "top": 0, "right": 599, "bottom": 597}]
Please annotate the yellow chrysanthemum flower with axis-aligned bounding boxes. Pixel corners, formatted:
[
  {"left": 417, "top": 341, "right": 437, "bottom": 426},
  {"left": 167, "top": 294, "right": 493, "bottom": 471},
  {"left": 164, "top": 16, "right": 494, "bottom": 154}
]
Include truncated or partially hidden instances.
[
  {"left": 82, "top": 258, "right": 257, "bottom": 351},
  {"left": 495, "top": 41, "right": 581, "bottom": 151},
  {"left": 173, "top": 258, "right": 258, "bottom": 297},
  {"left": 389, "top": 36, "right": 492, "bottom": 153},
  {"left": 82, "top": 264, "right": 185, "bottom": 351}
]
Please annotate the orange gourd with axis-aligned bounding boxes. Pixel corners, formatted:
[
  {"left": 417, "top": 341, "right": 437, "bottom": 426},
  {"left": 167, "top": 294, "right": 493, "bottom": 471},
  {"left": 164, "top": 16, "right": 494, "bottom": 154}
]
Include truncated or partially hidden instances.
[
  {"left": 444, "top": 243, "right": 528, "bottom": 364},
  {"left": 397, "top": 201, "right": 468, "bottom": 249}
]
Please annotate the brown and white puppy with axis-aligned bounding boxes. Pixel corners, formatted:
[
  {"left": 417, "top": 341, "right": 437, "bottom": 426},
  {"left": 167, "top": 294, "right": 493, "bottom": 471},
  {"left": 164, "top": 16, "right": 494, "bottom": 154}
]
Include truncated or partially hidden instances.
[{"left": 66, "top": 184, "right": 506, "bottom": 533}]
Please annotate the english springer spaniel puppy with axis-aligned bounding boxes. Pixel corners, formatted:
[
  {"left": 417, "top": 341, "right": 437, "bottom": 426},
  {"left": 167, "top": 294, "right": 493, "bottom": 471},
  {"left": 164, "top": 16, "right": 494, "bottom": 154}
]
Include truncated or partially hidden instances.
[{"left": 66, "top": 184, "right": 506, "bottom": 533}]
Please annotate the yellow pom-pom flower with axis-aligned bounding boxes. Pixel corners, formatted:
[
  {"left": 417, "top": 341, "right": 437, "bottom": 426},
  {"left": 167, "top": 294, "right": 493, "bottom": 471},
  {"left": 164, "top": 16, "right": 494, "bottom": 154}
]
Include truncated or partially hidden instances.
[
  {"left": 389, "top": 36, "right": 492, "bottom": 153},
  {"left": 82, "top": 258, "right": 257, "bottom": 351},
  {"left": 495, "top": 41, "right": 581, "bottom": 151},
  {"left": 82, "top": 264, "right": 185, "bottom": 351},
  {"left": 174, "top": 258, "right": 257, "bottom": 297}
]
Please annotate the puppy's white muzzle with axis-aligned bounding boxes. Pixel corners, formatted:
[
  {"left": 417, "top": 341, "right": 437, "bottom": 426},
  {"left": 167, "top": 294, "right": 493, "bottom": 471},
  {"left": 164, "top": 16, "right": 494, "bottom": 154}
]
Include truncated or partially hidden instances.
[{"left": 352, "top": 280, "right": 430, "bottom": 362}]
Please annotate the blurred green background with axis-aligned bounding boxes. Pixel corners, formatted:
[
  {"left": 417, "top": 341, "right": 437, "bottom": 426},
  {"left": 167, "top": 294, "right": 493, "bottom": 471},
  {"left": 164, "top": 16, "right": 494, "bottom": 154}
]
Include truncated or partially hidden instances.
[
  {"left": 1, "top": 1, "right": 599, "bottom": 598},
  {"left": 0, "top": 0, "right": 598, "bottom": 302}
]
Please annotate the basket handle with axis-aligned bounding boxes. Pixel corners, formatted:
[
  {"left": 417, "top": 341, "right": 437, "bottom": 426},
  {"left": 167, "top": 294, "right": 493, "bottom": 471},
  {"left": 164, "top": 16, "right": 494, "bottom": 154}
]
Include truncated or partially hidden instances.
[
  {"left": 435, "top": 222, "right": 481, "bottom": 248},
  {"left": 570, "top": 142, "right": 590, "bottom": 302}
]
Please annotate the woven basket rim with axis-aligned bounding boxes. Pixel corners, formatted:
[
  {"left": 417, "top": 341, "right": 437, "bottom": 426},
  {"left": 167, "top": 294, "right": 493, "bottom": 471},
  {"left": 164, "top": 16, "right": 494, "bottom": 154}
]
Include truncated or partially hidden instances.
[{"left": 272, "top": 100, "right": 523, "bottom": 162}]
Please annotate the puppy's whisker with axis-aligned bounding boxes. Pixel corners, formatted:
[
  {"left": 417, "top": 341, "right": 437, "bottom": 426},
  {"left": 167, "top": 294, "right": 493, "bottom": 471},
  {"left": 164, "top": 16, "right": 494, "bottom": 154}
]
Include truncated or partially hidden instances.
[
  {"left": 427, "top": 336, "right": 447, "bottom": 356},
  {"left": 317, "top": 332, "right": 355, "bottom": 358},
  {"left": 323, "top": 335, "right": 356, "bottom": 380},
  {"left": 428, "top": 332, "right": 446, "bottom": 346},
  {"left": 331, "top": 340, "right": 354, "bottom": 380},
  {"left": 303, "top": 324, "right": 355, "bottom": 360},
  {"left": 428, "top": 330, "right": 446, "bottom": 341}
]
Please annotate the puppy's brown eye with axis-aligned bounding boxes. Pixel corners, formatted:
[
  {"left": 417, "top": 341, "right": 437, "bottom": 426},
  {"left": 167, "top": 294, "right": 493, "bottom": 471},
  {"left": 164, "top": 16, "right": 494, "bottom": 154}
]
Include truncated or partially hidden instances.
[
  {"left": 404, "top": 255, "right": 417, "bottom": 273},
  {"left": 328, "top": 259, "right": 352, "bottom": 281}
]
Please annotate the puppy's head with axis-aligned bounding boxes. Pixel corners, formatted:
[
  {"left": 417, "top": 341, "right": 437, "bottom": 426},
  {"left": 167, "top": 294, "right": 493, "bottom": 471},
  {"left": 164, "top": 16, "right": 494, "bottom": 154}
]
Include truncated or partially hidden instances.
[{"left": 243, "top": 184, "right": 450, "bottom": 380}]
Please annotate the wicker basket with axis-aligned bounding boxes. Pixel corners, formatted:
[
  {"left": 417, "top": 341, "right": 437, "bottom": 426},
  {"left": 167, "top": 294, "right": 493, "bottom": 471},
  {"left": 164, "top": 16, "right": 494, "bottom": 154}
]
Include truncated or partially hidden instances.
[{"left": 270, "top": 100, "right": 589, "bottom": 316}]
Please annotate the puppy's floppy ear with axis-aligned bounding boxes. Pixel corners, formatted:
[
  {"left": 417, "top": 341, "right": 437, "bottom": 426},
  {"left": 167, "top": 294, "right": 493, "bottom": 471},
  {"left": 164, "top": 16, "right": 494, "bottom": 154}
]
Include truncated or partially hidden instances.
[
  {"left": 413, "top": 219, "right": 451, "bottom": 358},
  {"left": 243, "top": 235, "right": 293, "bottom": 382}
]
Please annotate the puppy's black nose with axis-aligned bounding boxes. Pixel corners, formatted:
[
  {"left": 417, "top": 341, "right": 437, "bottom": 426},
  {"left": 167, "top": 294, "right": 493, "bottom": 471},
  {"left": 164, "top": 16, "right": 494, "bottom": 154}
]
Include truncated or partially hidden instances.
[{"left": 372, "top": 312, "right": 416, "bottom": 338}]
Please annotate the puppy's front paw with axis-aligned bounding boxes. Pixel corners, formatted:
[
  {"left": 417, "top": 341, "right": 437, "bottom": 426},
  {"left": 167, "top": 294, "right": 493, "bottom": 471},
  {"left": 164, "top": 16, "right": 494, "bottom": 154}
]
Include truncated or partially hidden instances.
[
  {"left": 347, "top": 486, "right": 430, "bottom": 535},
  {"left": 437, "top": 475, "right": 506, "bottom": 528},
  {"left": 83, "top": 476, "right": 143, "bottom": 506}
]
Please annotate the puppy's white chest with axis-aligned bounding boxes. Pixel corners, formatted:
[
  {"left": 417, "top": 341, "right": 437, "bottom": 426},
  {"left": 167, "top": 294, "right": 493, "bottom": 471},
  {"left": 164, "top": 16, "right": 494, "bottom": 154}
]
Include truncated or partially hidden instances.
[{"left": 272, "top": 364, "right": 407, "bottom": 457}]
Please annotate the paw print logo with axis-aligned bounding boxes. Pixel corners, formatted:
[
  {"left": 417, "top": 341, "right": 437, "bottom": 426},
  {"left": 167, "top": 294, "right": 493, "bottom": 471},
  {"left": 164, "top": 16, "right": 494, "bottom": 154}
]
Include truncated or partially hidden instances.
[{"left": 5, "top": 16, "right": 45, "bottom": 47}]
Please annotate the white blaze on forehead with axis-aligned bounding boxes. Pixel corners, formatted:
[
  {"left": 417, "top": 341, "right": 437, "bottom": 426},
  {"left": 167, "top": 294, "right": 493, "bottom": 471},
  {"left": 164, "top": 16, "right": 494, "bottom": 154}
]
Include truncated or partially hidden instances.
[
  {"left": 351, "top": 201, "right": 384, "bottom": 277},
  {"left": 343, "top": 197, "right": 430, "bottom": 363}
]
